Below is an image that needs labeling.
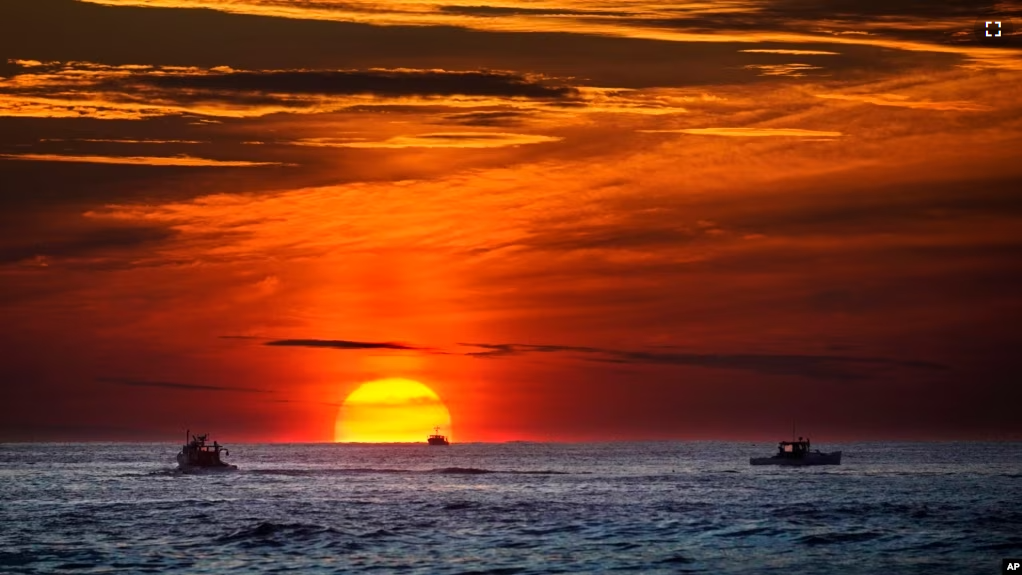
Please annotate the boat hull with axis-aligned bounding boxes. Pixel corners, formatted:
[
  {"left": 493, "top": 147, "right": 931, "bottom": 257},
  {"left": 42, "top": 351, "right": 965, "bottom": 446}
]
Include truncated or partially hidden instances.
[
  {"left": 750, "top": 451, "right": 841, "bottom": 466},
  {"left": 176, "top": 452, "right": 238, "bottom": 472},
  {"left": 177, "top": 464, "right": 238, "bottom": 473}
]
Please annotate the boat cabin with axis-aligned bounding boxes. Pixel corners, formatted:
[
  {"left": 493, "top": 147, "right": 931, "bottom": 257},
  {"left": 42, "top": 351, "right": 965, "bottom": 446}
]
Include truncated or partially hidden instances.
[
  {"left": 179, "top": 431, "right": 231, "bottom": 467},
  {"left": 776, "top": 437, "right": 812, "bottom": 458}
]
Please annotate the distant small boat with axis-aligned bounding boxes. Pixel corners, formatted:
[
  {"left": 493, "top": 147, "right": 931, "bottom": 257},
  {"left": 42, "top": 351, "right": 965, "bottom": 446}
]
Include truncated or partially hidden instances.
[
  {"left": 177, "top": 430, "right": 238, "bottom": 471},
  {"left": 750, "top": 437, "right": 841, "bottom": 466},
  {"left": 427, "top": 426, "right": 449, "bottom": 446}
]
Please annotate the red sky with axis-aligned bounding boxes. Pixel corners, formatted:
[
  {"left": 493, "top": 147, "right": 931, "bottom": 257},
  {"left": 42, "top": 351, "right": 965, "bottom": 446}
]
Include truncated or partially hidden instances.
[{"left": 1, "top": 0, "right": 1021, "bottom": 442}]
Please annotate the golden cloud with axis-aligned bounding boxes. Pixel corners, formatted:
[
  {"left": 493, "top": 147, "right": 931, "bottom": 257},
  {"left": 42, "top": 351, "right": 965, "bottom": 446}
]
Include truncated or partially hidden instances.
[
  {"left": 0, "top": 153, "right": 288, "bottom": 167},
  {"left": 640, "top": 128, "right": 844, "bottom": 137}
]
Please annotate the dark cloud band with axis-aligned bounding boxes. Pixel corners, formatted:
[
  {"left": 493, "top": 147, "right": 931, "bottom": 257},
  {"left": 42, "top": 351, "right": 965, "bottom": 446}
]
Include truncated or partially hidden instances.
[
  {"left": 458, "top": 342, "right": 948, "bottom": 380},
  {"left": 98, "top": 377, "right": 272, "bottom": 393},
  {"left": 264, "top": 339, "right": 421, "bottom": 351}
]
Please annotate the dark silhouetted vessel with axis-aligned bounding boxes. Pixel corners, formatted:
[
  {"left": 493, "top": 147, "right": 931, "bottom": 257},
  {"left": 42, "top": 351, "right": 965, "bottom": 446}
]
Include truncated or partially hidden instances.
[
  {"left": 177, "top": 430, "right": 238, "bottom": 471},
  {"left": 427, "top": 426, "right": 449, "bottom": 446},
  {"left": 750, "top": 437, "right": 841, "bottom": 466}
]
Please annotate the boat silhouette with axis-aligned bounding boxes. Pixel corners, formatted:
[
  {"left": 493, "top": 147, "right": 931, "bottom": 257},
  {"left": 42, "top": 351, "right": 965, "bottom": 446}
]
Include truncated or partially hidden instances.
[
  {"left": 750, "top": 436, "right": 841, "bottom": 466},
  {"left": 427, "top": 426, "right": 449, "bottom": 446},
  {"left": 177, "top": 430, "right": 238, "bottom": 471}
]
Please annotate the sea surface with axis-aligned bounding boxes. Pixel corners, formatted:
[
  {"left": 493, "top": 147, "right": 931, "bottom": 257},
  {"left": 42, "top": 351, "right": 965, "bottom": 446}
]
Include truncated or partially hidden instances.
[{"left": 1, "top": 442, "right": 1020, "bottom": 574}]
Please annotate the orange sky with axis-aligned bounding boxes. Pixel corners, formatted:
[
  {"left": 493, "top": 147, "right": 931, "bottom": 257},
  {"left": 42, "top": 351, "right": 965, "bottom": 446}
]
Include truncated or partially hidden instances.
[{"left": 1, "top": 0, "right": 1021, "bottom": 442}]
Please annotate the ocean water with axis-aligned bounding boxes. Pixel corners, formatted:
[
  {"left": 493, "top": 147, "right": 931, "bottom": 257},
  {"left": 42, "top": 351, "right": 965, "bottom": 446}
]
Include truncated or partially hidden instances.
[{"left": 1, "top": 442, "right": 1020, "bottom": 574}]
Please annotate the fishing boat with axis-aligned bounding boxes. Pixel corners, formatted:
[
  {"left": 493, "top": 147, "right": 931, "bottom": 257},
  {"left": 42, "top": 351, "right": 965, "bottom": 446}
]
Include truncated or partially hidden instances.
[
  {"left": 750, "top": 437, "right": 841, "bottom": 466},
  {"left": 427, "top": 426, "right": 450, "bottom": 446},
  {"left": 177, "top": 430, "right": 238, "bottom": 471}
]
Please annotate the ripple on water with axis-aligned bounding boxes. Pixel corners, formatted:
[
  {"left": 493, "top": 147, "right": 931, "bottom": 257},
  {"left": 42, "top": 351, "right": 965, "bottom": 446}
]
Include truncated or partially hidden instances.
[{"left": 2, "top": 442, "right": 1020, "bottom": 574}]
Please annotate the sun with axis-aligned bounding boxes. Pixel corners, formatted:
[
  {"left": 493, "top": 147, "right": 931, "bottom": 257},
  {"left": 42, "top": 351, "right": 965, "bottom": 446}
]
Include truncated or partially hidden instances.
[{"left": 335, "top": 378, "right": 452, "bottom": 443}]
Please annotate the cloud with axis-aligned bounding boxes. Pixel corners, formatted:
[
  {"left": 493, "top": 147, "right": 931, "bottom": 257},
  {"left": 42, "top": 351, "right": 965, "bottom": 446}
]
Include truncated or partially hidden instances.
[
  {"left": 263, "top": 339, "right": 423, "bottom": 351},
  {"left": 740, "top": 49, "right": 840, "bottom": 55},
  {"left": 440, "top": 110, "right": 535, "bottom": 127},
  {"left": 458, "top": 343, "right": 948, "bottom": 380},
  {"left": 0, "top": 153, "right": 288, "bottom": 167},
  {"left": 743, "top": 63, "right": 825, "bottom": 77},
  {"left": 249, "top": 133, "right": 564, "bottom": 149},
  {"left": 329, "top": 132, "right": 563, "bottom": 149},
  {"left": 256, "top": 337, "right": 943, "bottom": 381},
  {"left": 269, "top": 399, "right": 342, "bottom": 407},
  {"left": 437, "top": 5, "right": 634, "bottom": 17},
  {"left": 264, "top": 137, "right": 369, "bottom": 147},
  {"left": 0, "top": 224, "right": 176, "bottom": 266},
  {"left": 98, "top": 377, "right": 273, "bottom": 393},
  {"left": 0, "top": 61, "right": 581, "bottom": 119},
  {"left": 815, "top": 93, "right": 993, "bottom": 111},
  {"left": 12, "top": 0, "right": 1021, "bottom": 80},
  {"left": 640, "top": 128, "right": 844, "bottom": 137},
  {"left": 592, "top": 349, "right": 947, "bottom": 380},
  {"left": 128, "top": 67, "right": 578, "bottom": 99},
  {"left": 39, "top": 138, "right": 205, "bottom": 145},
  {"left": 0, "top": 60, "right": 693, "bottom": 124},
  {"left": 459, "top": 343, "right": 602, "bottom": 358},
  {"left": 478, "top": 217, "right": 724, "bottom": 254}
]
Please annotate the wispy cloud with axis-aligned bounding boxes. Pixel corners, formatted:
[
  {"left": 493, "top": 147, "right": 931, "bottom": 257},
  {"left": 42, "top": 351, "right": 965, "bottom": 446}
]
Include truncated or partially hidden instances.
[
  {"left": 330, "top": 132, "right": 563, "bottom": 149},
  {"left": 459, "top": 343, "right": 602, "bottom": 358},
  {"left": 264, "top": 339, "right": 424, "bottom": 351},
  {"left": 815, "top": 93, "right": 993, "bottom": 111},
  {"left": 740, "top": 49, "right": 840, "bottom": 55},
  {"left": 0, "top": 153, "right": 287, "bottom": 167},
  {"left": 440, "top": 110, "right": 536, "bottom": 127},
  {"left": 458, "top": 343, "right": 947, "bottom": 380},
  {"left": 268, "top": 399, "right": 342, "bottom": 407},
  {"left": 743, "top": 63, "right": 825, "bottom": 77},
  {"left": 0, "top": 61, "right": 581, "bottom": 119},
  {"left": 253, "top": 337, "right": 945, "bottom": 381},
  {"left": 127, "top": 67, "right": 578, "bottom": 99},
  {"left": 98, "top": 377, "right": 273, "bottom": 393},
  {"left": 69, "top": 0, "right": 1022, "bottom": 71},
  {"left": 39, "top": 138, "right": 205, "bottom": 145},
  {"left": 0, "top": 225, "right": 176, "bottom": 266},
  {"left": 640, "top": 128, "right": 843, "bottom": 137}
]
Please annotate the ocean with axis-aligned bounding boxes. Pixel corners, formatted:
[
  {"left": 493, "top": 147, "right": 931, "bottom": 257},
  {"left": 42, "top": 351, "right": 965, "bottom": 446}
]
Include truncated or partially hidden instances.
[{"left": 1, "top": 442, "right": 1019, "bottom": 574}]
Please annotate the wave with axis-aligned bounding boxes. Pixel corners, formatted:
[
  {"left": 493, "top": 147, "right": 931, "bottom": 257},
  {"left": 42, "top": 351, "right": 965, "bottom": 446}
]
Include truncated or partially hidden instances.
[
  {"left": 0, "top": 551, "right": 39, "bottom": 568},
  {"left": 716, "top": 526, "right": 781, "bottom": 538},
  {"left": 770, "top": 501, "right": 942, "bottom": 521},
  {"left": 978, "top": 539, "right": 1022, "bottom": 551},
  {"left": 431, "top": 467, "right": 493, "bottom": 474},
  {"left": 217, "top": 521, "right": 341, "bottom": 544},
  {"left": 216, "top": 521, "right": 418, "bottom": 550},
  {"left": 894, "top": 539, "right": 957, "bottom": 552},
  {"left": 797, "top": 531, "right": 884, "bottom": 545}
]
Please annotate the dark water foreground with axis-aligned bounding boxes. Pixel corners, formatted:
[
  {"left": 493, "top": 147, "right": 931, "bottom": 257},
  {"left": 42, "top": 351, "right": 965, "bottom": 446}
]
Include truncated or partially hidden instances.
[{"left": 1, "top": 442, "right": 1019, "bottom": 574}]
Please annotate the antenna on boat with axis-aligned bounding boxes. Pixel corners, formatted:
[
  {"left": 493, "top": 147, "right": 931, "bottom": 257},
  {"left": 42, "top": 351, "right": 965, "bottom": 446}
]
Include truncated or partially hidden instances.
[{"left": 792, "top": 420, "right": 795, "bottom": 442}]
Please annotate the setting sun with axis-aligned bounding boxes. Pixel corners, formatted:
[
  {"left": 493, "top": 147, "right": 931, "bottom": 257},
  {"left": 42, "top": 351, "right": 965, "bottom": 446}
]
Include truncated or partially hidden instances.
[{"left": 335, "top": 378, "right": 452, "bottom": 443}]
